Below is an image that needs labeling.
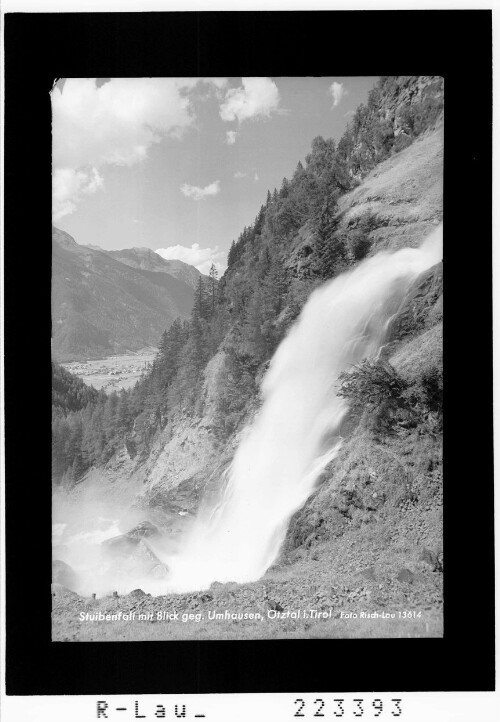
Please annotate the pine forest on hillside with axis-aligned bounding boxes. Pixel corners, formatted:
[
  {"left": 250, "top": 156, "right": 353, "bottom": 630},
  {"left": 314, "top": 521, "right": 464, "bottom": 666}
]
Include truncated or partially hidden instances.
[
  {"left": 51, "top": 75, "right": 445, "bottom": 642},
  {"left": 52, "top": 76, "right": 443, "bottom": 487}
]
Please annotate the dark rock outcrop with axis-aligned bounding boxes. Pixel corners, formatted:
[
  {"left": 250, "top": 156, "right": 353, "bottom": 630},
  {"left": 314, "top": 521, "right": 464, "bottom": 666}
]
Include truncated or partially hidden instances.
[
  {"left": 419, "top": 547, "right": 443, "bottom": 573},
  {"left": 101, "top": 521, "right": 169, "bottom": 580},
  {"left": 129, "top": 588, "right": 147, "bottom": 598},
  {"left": 101, "top": 520, "right": 161, "bottom": 557},
  {"left": 387, "top": 263, "right": 443, "bottom": 343},
  {"left": 127, "top": 521, "right": 161, "bottom": 540}
]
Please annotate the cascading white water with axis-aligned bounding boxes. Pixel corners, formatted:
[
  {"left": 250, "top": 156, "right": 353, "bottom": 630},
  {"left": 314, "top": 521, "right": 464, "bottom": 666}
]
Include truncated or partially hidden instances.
[
  {"left": 164, "top": 225, "right": 443, "bottom": 592},
  {"left": 52, "top": 226, "right": 442, "bottom": 597}
]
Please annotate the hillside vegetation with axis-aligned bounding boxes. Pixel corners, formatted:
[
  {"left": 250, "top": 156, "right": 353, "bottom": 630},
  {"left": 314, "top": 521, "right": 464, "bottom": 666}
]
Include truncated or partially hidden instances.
[
  {"left": 53, "top": 75, "right": 443, "bottom": 486},
  {"left": 53, "top": 76, "right": 444, "bottom": 638}
]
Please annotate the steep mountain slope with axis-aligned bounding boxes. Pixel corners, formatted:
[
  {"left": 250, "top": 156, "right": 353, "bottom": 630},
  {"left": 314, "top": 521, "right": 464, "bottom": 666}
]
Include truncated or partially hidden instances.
[
  {"left": 284, "top": 125, "right": 443, "bottom": 280},
  {"left": 91, "top": 122, "right": 443, "bottom": 512},
  {"left": 106, "top": 247, "right": 203, "bottom": 289},
  {"left": 337, "top": 128, "right": 443, "bottom": 253},
  {"left": 52, "top": 227, "right": 195, "bottom": 361},
  {"left": 53, "top": 127, "right": 444, "bottom": 640},
  {"left": 53, "top": 77, "right": 444, "bottom": 638}
]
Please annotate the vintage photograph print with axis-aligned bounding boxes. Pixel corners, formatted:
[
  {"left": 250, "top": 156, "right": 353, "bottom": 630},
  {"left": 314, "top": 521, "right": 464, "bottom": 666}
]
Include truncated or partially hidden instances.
[{"left": 51, "top": 76, "right": 444, "bottom": 642}]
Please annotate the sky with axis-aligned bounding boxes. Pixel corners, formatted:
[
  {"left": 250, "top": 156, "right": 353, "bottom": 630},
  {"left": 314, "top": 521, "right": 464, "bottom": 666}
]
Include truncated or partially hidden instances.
[{"left": 52, "top": 76, "right": 377, "bottom": 274}]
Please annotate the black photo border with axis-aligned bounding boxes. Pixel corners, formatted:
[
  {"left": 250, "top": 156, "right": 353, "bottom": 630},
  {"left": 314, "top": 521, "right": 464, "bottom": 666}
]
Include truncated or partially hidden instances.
[{"left": 4, "top": 9, "right": 494, "bottom": 696}]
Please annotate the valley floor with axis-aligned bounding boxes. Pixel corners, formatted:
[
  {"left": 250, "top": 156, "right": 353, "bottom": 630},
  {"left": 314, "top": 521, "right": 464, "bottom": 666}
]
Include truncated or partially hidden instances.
[{"left": 61, "top": 348, "right": 157, "bottom": 392}]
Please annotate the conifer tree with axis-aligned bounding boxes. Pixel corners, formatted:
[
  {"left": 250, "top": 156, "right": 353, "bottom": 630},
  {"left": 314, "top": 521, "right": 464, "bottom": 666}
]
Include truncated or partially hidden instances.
[
  {"left": 227, "top": 240, "right": 236, "bottom": 267},
  {"left": 280, "top": 177, "right": 290, "bottom": 198},
  {"left": 254, "top": 205, "right": 266, "bottom": 236},
  {"left": 116, "top": 390, "right": 131, "bottom": 431},
  {"left": 209, "top": 264, "right": 219, "bottom": 316},
  {"left": 192, "top": 276, "right": 210, "bottom": 321}
]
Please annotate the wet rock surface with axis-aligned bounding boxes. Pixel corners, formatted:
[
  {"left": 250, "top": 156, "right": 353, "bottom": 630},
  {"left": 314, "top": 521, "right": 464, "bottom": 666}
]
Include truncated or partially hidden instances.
[
  {"left": 99, "top": 521, "right": 170, "bottom": 581},
  {"left": 127, "top": 521, "right": 161, "bottom": 540},
  {"left": 387, "top": 263, "right": 443, "bottom": 343},
  {"left": 101, "top": 520, "right": 161, "bottom": 557}
]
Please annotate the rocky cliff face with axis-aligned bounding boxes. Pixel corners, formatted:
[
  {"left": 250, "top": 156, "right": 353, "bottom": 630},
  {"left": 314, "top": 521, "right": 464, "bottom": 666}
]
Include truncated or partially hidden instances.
[
  {"left": 379, "top": 76, "right": 443, "bottom": 125},
  {"left": 91, "top": 348, "right": 252, "bottom": 522}
]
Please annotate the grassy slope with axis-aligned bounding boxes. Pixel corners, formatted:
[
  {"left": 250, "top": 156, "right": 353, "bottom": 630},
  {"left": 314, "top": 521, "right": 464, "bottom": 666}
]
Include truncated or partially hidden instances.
[{"left": 336, "top": 125, "right": 443, "bottom": 254}]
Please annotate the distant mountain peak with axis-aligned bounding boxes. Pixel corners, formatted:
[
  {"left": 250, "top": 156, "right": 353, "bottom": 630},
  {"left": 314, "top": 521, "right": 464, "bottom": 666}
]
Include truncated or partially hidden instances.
[
  {"left": 52, "top": 226, "right": 79, "bottom": 249},
  {"left": 107, "top": 247, "right": 203, "bottom": 288},
  {"left": 53, "top": 230, "right": 204, "bottom": 290}
]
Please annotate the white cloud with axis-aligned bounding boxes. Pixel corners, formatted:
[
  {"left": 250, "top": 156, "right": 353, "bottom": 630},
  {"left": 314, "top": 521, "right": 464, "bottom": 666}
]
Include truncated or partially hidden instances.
[
  {"left": 52, "top": 78, "right": 196, "bottom": 170},
  {"left": 51, "top": 77, "right": 202, "bottom": 220},
  {"left": 234, "top": 170, "right": 259, "bottom": 182},
  {"left": 330, "top": 81, "right": 346, "bottom": 108},
  {"left": 156, "top": 243, "right": 225, "bottom": 275},
  {"left": 226, "top": 130, "right": 238, "bottom": 145},
  {"left": 180, "top": 180, "right": 221, "bottom": 201},
  {"left": 52, "top": 167, "right": 104, "bottom": 221},
  {"left": 344, "top": 109, "right": 355, "bottom": 119},
  {"left": 220, "top": 77, "right": 280, "bottom": 124}
]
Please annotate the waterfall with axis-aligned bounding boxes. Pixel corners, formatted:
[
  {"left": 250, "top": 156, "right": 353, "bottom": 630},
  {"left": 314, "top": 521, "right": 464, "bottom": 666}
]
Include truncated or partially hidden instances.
[
  {"left": 165, "top": 225, "right": 443, "bottom": 592},
  {"left": 52, "top": 226, "right": 442, "bottom": 597}
]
